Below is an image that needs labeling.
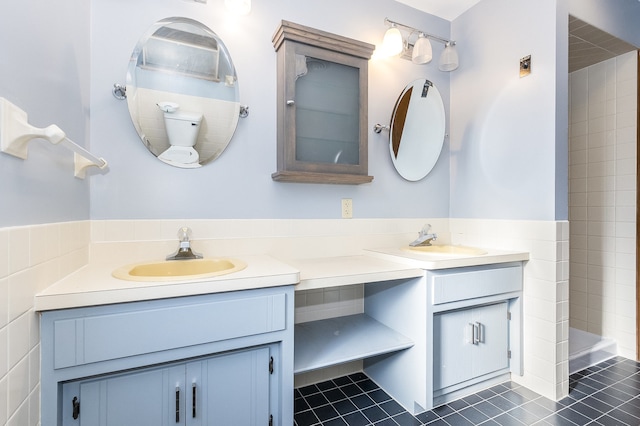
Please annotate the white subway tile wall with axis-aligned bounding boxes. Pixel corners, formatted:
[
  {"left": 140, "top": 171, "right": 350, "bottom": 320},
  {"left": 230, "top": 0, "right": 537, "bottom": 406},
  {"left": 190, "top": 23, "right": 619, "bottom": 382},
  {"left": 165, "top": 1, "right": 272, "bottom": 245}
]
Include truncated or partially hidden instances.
[
  {"left": 0, "top": 221, "right": 90, "bottom": 426},
  {"left": 569, "top": 51, "right": 638, "bottom": 360}
]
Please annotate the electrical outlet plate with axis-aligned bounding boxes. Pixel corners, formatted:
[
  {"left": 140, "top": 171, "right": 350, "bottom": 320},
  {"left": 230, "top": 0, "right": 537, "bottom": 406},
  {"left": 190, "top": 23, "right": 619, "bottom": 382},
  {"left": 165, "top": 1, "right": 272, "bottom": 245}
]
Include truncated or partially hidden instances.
[{"left": 341, "top": 199, "right": 353, "bottom": 219}]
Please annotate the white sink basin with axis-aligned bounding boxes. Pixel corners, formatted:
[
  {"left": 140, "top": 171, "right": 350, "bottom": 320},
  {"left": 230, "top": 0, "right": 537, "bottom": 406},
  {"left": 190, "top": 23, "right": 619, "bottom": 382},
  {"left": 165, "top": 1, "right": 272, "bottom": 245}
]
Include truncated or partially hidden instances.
[
  {"left": 112, "top": 258, "right": 247, "bottom": 282},
  {"left": 403, "top": 245, "right": 487, "bottom": 256}
]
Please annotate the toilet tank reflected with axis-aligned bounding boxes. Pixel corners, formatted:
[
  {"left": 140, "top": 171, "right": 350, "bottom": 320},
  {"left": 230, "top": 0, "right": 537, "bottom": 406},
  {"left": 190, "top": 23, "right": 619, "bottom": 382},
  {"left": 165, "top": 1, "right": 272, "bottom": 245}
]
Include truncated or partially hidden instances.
[{"left": 157, "top": 105, "right": 202, "bottom": 167}]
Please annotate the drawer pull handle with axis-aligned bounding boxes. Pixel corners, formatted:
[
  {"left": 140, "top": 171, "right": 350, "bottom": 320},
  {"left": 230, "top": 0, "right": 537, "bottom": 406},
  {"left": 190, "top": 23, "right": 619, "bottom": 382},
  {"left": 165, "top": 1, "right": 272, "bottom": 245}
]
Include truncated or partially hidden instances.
[
  {"left": 72, "top": 396, "right": 80, "bottom": 420},
  {"left": 476, "top": 321, "right": 483, "bottom": 343},
  {"left": 468, "top": 323, "right": 477, "bottom": 345},
  {"left": 192, "top": 383, "right": 197, "bottom": 418},
  {"left": 469, "top": 323, "right": 482, "bottom": 345},
  {"left": 175, "top": 386, "right": 180, "bottom": 423}
]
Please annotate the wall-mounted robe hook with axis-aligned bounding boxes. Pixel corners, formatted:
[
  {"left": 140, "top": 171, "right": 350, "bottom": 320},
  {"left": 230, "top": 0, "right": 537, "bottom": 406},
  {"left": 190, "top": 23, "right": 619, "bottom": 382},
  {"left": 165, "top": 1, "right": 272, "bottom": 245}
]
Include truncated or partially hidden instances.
[{"left": 0, "top": 97, "right": 108, "bottom": 179}]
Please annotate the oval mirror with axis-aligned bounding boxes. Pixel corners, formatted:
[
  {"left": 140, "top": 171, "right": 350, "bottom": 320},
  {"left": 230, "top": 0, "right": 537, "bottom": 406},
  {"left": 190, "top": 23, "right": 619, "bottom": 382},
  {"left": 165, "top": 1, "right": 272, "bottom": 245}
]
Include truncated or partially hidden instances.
[
  {"left": 388, "top": 79, "right": 445, "bottom": 181},
  {"left": 126, "top": 17, "right": 240, "bottom": 168}
]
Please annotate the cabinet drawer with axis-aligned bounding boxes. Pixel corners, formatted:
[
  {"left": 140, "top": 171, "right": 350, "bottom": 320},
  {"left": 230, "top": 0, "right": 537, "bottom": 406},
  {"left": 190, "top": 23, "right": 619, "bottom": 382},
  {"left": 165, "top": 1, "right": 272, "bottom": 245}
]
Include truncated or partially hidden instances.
[
  {"left": 430, "top": 264, "right": 522, "bottom": 305},
  {"left": 52, "top": 292, "right": 287, "bottom": 369}
]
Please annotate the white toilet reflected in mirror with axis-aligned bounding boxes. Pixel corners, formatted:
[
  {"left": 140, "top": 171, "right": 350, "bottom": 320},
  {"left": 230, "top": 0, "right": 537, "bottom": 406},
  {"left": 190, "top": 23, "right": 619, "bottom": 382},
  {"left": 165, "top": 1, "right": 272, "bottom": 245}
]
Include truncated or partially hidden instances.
[{"left": 157, "top": 102, "right": 202, "bottom": 168}]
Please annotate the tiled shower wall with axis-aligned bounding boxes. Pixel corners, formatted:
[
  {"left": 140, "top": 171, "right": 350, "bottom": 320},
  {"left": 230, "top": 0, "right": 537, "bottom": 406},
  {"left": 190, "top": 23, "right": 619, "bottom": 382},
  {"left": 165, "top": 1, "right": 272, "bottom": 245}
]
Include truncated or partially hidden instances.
[
  {"left": 568, "top": 50, "right": 638, "bottom": 359},
  {"left": 0, "top": 222, "right": 90, "bottom": 426}
]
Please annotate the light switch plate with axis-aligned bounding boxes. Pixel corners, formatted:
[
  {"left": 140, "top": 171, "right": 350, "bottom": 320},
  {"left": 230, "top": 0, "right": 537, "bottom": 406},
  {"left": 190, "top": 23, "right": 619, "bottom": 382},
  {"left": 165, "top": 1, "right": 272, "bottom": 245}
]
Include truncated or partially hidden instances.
[{"left": 520, "top": 55, "right": 531, "bottom": 77}]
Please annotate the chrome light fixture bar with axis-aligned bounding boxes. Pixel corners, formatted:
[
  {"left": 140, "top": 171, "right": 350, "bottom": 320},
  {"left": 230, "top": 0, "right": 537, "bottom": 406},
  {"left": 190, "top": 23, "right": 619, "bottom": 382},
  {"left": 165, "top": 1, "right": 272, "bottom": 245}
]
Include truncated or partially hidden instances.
[{"left": 382, "top": 18, "right": 458, "bottom": 71}]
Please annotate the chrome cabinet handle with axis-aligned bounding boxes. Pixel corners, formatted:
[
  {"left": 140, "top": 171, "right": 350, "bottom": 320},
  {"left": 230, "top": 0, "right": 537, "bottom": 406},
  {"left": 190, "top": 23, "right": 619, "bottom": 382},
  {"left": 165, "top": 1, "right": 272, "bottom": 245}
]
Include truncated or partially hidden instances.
[
  {"left": 468, "top": 323, "right": 476, "bottom": 345},
  {"left": 469, "top": 323, "right": 483, "bottom": 345},
  {"left": 286, "top": 100, "right": 295, "bottom": 106}
]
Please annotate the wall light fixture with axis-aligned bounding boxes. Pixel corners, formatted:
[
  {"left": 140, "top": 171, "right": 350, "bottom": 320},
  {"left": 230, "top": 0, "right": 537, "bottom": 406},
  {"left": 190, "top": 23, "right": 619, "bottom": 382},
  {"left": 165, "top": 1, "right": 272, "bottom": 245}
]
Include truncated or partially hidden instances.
[
  {"left": 225, "top": 0, "right": 251, "bottom": 15},
  {"left": 381, "top": 18, "right": 458, "bottom": 71},
  {"left": 381, "top": 24, "right": 404, "bottom": 57}
]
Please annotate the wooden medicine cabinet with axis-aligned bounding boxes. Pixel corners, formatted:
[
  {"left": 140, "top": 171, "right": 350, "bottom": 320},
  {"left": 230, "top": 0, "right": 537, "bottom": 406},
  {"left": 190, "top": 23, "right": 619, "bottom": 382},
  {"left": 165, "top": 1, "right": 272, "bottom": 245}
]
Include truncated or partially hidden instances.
[{"left": 271, "top": 21, "right": 375, "bottom": 184}]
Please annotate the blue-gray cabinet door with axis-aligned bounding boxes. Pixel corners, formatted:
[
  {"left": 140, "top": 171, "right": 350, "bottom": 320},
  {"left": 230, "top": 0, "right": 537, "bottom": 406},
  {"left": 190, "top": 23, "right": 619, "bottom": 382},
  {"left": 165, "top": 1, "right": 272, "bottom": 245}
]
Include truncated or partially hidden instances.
[
  {"left": 433, "top": 302, "right": 509, "bottom": 391},
  {"left": 62, "top": 364, "right": 185, "bottom": 425},
  {"left": 62, "top": 347, "right": 271, "bottom": 425},
  {"left": 187, "top": 347, "right": 270, "bottom": 426}
]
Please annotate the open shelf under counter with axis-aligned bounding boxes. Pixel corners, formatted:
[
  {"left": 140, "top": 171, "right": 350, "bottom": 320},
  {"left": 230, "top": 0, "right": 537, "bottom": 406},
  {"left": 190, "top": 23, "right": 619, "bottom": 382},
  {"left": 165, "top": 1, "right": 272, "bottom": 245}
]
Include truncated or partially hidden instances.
[
  {"left": 294, "top": 313, "right": 414, "bottom": 374},
  {"left": 287, "top": 255, "right": 424, "bottom": 291}
]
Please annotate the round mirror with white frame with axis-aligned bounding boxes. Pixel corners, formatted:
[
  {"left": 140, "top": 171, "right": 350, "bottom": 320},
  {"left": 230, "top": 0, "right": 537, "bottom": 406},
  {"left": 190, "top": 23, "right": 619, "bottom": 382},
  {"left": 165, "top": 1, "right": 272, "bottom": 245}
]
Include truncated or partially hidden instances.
[
  {"left": 126, "top": 17, "right": 240, "bottom": 168},
  {"left": 388, "top": 79, "right": 445, "bottom": 181}
]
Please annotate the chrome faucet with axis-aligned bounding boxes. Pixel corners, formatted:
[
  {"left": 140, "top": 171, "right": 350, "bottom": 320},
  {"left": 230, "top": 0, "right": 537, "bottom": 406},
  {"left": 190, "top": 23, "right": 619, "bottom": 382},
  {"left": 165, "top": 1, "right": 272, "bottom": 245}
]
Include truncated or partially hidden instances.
[
  {"left": 409, "top": 224, "right": 438, "bottom": 247},
  {"left": 166, "top": 227, "right": 203, "bottom": 260}
]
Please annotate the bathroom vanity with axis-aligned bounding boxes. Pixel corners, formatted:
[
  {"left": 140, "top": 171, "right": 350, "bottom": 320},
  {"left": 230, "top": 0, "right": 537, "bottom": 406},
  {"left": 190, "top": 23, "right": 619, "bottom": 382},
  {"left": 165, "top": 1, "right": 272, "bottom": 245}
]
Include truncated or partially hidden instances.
[
  {"left": 36, "top": 255, "right": 298, "bottom": 426},
  {"left": 36, "top": 246, "right": 528, "bottom": 423}
]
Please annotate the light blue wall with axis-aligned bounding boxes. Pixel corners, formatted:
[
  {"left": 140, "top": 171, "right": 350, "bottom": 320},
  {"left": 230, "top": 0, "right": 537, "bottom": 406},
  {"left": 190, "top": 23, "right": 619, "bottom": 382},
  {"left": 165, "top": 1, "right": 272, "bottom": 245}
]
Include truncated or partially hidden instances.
[
  {"left": 89, "top": 0, "right": 452, "bottom": 220},
  {"left": 449, "top": 0, "right": 563, "bottom": 220},
  {"left": 448, "top": 0, "right": 640, "bottom": 221},
  {"left": 555, "top": 0, "right": 570, "bottom": 221},
  {"left": 5, "top": 1, "right": 635, "bottom": 226},
  {"left": 0, "top": 0, "right": 90, "bottom": 227}
]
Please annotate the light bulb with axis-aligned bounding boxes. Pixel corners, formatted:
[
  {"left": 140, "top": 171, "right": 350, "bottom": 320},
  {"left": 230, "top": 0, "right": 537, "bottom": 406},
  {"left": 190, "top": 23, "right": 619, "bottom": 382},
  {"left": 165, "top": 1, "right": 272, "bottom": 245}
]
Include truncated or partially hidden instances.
[
  {"left": 381, "top": 26, "right": 404, "bottom": 57},
  {"left": 225, "top": 0, "right": 251, "bottom": 15},
  {"left": 412, "top": 34, "right": 433, "bottom": 64},
  {"left": 439, "top": 43, "right": 459, "bottom": 72}
]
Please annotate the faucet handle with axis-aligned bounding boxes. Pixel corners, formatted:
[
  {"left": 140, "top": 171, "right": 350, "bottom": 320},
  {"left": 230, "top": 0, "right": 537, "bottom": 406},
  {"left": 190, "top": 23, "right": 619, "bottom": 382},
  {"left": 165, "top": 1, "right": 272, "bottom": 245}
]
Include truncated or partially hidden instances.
[
  {"left": 177, "top": 227, "right": 193, "bottom": 243},
  {"left": 420, "top": 224, "right": 432, "bottom": 235}
]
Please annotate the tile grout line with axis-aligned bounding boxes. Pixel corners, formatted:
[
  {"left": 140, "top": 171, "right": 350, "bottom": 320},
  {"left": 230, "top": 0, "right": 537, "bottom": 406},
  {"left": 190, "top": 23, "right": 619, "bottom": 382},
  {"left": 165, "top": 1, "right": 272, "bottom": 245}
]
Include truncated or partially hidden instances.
[{"left": 295, "top": 357, "right": 640, "bottom": 426}]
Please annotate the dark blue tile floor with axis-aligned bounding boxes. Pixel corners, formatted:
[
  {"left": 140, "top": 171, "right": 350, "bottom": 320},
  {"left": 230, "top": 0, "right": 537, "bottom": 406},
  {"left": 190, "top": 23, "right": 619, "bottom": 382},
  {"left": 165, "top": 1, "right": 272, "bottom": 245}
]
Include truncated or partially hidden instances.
[{"left": 294, "top": 356, "right": 640, "bottom": 425}]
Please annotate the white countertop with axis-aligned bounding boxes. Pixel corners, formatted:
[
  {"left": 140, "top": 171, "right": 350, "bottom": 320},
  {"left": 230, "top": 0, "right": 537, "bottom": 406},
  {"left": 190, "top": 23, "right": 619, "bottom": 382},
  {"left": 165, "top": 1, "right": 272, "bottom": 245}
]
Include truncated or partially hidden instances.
[
  {"left": 35, "top": 254, "right": 300, "bottom": 311},
  {"left": 286, "top": 255, "right": 424, "bottom": 291},
  {"left": 35, "top": 246, "right": 529, "bottom": 311},
  {"left": 365, "top": 246, "right": 529, "bottom": 270}
]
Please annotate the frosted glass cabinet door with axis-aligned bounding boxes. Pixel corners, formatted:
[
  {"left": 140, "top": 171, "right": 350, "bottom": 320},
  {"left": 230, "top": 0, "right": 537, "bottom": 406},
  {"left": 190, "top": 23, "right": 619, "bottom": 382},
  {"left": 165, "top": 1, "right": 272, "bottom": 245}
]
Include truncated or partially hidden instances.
[
  {"left": 433, "top": 302, "right": 509, "bottom": 391},
  {"left": 294, "top": 56, "right": 361, "bottom": 166}
]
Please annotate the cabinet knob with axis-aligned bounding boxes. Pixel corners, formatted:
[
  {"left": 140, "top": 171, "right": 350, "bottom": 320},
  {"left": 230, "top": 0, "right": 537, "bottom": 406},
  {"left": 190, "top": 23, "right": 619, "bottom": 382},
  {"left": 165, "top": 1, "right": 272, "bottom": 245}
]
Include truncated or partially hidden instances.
[{"left": 286, "top": 100, "right": 295, "bottom": 106}]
